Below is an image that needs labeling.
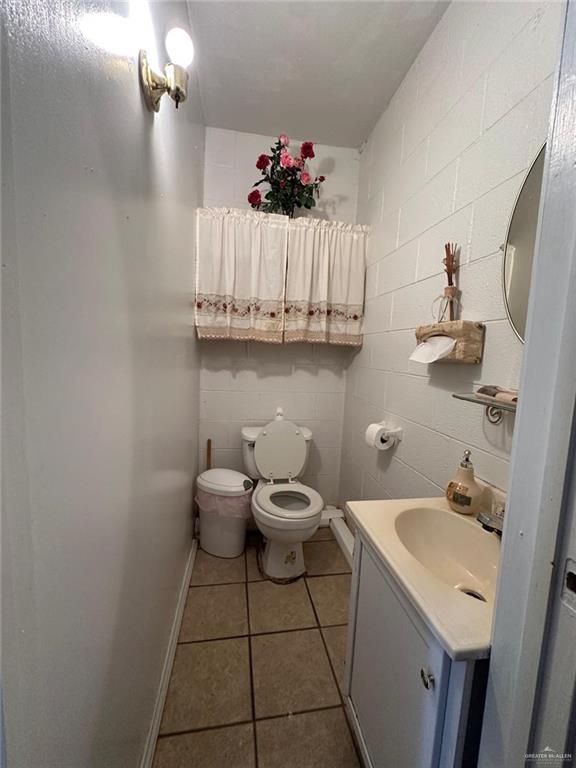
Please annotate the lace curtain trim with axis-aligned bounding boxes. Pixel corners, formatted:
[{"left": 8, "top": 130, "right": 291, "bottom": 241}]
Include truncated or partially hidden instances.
[
  {"left": 197, "top": 294, "right": 363, "bottom": 324},
  {"left": 195, "top": 293, "right": 364, "bottom": 346},
  {"left": 195, "top": 294, "right": 284, "bottom": 320},
  {"left": 284, "top": 299, "right": 363, "bottom": 323}
]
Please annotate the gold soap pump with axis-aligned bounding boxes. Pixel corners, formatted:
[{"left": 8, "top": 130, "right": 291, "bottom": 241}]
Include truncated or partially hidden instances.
[{"left": 446, "top": 450, "right": 482, "bottom": 515}]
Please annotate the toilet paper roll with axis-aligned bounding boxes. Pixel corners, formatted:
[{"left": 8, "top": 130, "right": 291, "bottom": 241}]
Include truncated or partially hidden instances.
[{"left": 365, "top": 423, "right": 395, "bottom": 451}]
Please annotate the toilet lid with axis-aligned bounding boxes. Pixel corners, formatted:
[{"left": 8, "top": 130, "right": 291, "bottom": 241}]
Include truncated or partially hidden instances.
[
  {"left": 256, "top": 482, "right": 323, "bottom": 520},
  {"left": 253, "top": 419, "right": 306, "bottom": 480},
  {"left": 197, "top": 468, "right": 253, "bottom": 497}
]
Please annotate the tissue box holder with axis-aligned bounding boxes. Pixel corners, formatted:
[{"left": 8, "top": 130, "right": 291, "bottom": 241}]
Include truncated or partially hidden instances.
[{"left": 415, "top": 320, "right": 485, "bottom": 364}]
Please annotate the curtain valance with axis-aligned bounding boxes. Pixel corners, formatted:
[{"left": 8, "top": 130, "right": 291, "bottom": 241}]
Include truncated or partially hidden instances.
[
  {"left": 195, "top": 208, "right": 367, "bottom": 346},
  {"left": 284, "top": 217, "right": 368, "bottom": 346},
  {"left": 195, "top": 207, "right": 288, "bottom": 343}
]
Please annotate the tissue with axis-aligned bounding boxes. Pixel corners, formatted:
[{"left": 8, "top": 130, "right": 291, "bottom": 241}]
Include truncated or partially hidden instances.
[{"left": 410, "top": 335, "right": 456, "bottom": 364}]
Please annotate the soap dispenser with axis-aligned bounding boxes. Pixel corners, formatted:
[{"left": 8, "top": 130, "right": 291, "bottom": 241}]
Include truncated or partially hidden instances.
[{"left": 446, "top": 450, "right": 482, "bottom": 515}]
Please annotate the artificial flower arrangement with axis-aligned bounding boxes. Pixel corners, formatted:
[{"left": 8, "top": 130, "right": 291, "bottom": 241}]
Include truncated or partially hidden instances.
[{"left": 247, "top": 134, "right": 325, "bottom": 218}]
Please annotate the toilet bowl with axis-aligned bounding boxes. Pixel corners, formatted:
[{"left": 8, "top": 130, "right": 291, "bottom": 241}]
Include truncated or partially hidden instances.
[
  {"left": 252, "top": 480, "right": 323, "bottom": 578},
  {"left": 242, "top": 412, "right": 324, "bottom": 579}
]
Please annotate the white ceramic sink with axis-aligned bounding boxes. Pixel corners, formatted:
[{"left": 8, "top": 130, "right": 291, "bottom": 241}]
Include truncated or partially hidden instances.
[
  {"left": 394, "top": 505, "right": 499, "bottom": 604},
  {"left": 346, "top": 497, "right": 501, "bottom": 659}
]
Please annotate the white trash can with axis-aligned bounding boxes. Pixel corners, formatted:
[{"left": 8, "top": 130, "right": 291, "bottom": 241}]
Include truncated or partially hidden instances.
[{"left": 196, "top": 469, "right": 253, "bottom": 558}]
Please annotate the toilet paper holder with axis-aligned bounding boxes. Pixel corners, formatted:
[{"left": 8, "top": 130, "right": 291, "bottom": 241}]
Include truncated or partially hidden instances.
[
  {"left": 365, "top": 422, "right": 404, "bottom": 451},
  {"left": 415, "top": 320, "right": 485, "bottom": 364}
]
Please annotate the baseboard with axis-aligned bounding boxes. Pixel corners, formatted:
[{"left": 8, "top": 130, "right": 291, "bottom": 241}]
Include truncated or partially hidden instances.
[
  {"left": 330, "top": 517, "right": 355, "bottom": 569},
  {"left": 140, "top": 541, "right": 197, "bottom": 768},
  {"left": 345, "top": 696, "right": 373, "bottom": 768}
]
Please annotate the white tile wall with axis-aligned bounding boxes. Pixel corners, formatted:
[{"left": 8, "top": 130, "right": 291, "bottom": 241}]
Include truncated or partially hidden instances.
[
  {"left": 199, "top": 341, "right": 353, "bottom": 503},
  {"left": 203, "top": 127, "right": 360, "bottom": 223},
  {"left": 340, "top": 1, "right": 563, "bottom": 505},
  {"left": 199, "top": 128, "right": 361, "bottom": 503}
]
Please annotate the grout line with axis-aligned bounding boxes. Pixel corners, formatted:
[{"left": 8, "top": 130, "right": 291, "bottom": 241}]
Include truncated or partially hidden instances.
[
  {"left": 157, "top": 718, "right": 254, "bottom": 739},
  {"left": 303, "top": 578, "right": 361, "bottom": 762},
  {"left": 178, "top": 624, "right": 318, "bottom": 646},
  {"left": 157, "top": 705, "right": 347, "bottom": 740},
  {"left": 189, "top": 579, "right": 248, "bottom": 589},
  {"left": 255, "top": 704, "right": 343, "bottom": 724},
  {"left": 303, "top": 578, "right": 341, "bottom": 696},
  {"left": 177, "top": 621, "right": 348, "bottom": 646},
  {"left": 306, "top": 565, "right": 353, "bottom": 576},
  {"left": 244, "top": 551, "right": 260, "bottom": 768},
  {"left": 178, "top": 634, "right": 250, "bottom": 645},
  {"left": 176, "top": 553, "right": 352, "bottom": 763}
]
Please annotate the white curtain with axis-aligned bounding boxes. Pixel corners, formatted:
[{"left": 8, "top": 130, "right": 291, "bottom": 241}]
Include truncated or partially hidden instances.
[
  {"left": 284, "top": 218, "right": 368, "bottom": 346},
  {"left": 195, "top": 208, "right": 289, "bottom": 343}
]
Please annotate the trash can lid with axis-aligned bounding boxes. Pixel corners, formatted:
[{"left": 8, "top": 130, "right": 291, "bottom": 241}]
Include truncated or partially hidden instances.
[{"left": 197, "top": 468, "right": 253, "bottom": 497}]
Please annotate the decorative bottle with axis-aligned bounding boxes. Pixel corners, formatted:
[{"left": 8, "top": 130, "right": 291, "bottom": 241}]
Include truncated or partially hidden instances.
[{"left": 446, "top": 450, "right": 482, "bottom": 515}]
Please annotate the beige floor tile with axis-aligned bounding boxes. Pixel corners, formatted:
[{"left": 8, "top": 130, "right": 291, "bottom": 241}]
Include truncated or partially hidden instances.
[
  {"left": 303, "top": 541, "right": 351, "bottom": 576},
  {"left": 309, "top": 526, "right": 335, "bottom": 541},
  {"left": 251, "top": 629, "right": 340, "bottom": 718},
  {"left": 191, "top": 549, "right": 246, "bottom": 586},
  {"left": 246, "top": 546, "right": 265, "bottom": 582},
  {"left": 160, "top": 639, "right": 252, "bottom": 733},
  {"left": 256, "top": 708, "right": 360, "bottom": 768},
  {"left": 322, "top": 625, "right": 348, "bottom": 692},
  {"left": 307, "top": 575, "right": 351, "bottom": 626},
  {"left": 179, "top": 584, "right": 248, "bottom": 641},
  {"left": 248, "top": 580, "right": 316, "bottom": 634},
  {"left": 153, "top": 724, "right": 256, "bottom": 768}
]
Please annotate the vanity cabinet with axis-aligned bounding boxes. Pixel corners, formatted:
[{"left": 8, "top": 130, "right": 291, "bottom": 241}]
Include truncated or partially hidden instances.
[{"left": 345, "top": 536, "right": 487, "bottom": 768}]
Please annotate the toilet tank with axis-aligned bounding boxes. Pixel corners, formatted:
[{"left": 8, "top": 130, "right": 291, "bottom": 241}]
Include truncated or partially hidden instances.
[{"left": 241, "top": 424, "right": 313, "bottom": 479}]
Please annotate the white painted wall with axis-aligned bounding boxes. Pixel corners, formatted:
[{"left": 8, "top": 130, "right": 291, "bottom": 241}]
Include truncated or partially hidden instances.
[
  {"left": 339, "top": 1, "right": 563, "bottom": 505},
  {"left": 199, "top": 127, "right": 359, "bottom": 503},
  {"left": 2, "top": 2, "right": 204, "bottom": 766}
]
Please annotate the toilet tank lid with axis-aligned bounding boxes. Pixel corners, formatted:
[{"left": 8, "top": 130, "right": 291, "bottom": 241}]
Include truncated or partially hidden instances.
[
  {"left": 197, "top": 469, "right": 253, "bottom": 497},
  {"left": 241, "top": 425, "right": 312, "bottom": 442}
]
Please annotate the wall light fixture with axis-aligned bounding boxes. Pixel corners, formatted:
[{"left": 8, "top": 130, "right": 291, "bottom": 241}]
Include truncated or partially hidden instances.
[{"left": 139, "top": 27, "right": 194, "bottom": 111}]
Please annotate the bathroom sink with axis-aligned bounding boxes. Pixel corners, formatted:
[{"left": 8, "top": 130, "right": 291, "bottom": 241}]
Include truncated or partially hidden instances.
[
  {"left": 394, "top": 505, "right": 499, "bottom": 604},
  {"left": 346, "top": 496, "right": 501, "bottom": 659}
]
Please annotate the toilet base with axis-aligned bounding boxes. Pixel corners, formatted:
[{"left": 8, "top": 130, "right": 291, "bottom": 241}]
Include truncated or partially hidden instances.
[{"left": 262, "top": 539, "right": 306, "bottom": 579}]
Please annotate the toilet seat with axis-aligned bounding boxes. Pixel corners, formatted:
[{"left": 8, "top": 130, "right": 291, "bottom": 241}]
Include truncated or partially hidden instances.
[{"left": 254, "top": 482, "right": 323, "bottom": 520}]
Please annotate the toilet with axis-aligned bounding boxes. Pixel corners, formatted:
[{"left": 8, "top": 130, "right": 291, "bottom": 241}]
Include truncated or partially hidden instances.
[{"left": 242, "top": 413, "right": 323, "bottom": 579}]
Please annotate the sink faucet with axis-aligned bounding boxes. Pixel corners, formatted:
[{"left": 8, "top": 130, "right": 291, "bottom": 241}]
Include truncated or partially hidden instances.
[{"left": 478, "top": 501, "right": 505, "bottom": 536}]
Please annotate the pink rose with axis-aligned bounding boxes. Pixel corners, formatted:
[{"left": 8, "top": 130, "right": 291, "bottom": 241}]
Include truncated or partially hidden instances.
[
  {"left": 278, "top": 134, "right": 290, "bottom": 147},
  {"left": 247, "top": 189, "right": 262, "bottom": 206},
  {"left": 280, "top": 149, "right": 294, "bottom": 168},
  {"left": 293, "top": 156, "right": 303, "bottom": 168},
  {"left": 300, "top": 171, "right": 311, "bottom": 185},
  {"left": 256, "top": 154, "right": 270, "bottom": 170},
  {"left": 300, "top": 141, "right": 315, "bottom": 159}
]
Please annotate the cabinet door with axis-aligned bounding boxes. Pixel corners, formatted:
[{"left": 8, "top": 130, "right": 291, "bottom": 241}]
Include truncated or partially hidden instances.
[{"left": 349, "top": 542, "right": 448, "bottom": 768}]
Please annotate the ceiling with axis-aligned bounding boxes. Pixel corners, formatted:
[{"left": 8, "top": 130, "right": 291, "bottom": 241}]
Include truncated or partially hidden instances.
[{"left": 186, "top": 1, "right": 449, "bottom": 148}]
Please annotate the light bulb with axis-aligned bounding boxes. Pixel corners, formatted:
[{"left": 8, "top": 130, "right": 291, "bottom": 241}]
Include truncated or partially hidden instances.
[{"left": 165, "top": 28, "right": 194, "bottom": 68}]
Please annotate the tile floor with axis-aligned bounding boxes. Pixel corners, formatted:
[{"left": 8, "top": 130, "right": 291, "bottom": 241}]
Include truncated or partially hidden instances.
[{"left": 153, "top": 528, "right": 360, "bottom": 768}]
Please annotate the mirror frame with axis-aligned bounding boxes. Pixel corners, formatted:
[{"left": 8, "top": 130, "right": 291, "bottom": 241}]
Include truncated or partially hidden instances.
[{"left": 501, "top": 142, "right": 546, "bottom": 344}]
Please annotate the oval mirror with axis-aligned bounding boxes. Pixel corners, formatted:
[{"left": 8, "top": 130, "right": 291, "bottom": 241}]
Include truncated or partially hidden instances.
[{"left": 503, "top": 144, "right": 546, "bottom": 342}]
